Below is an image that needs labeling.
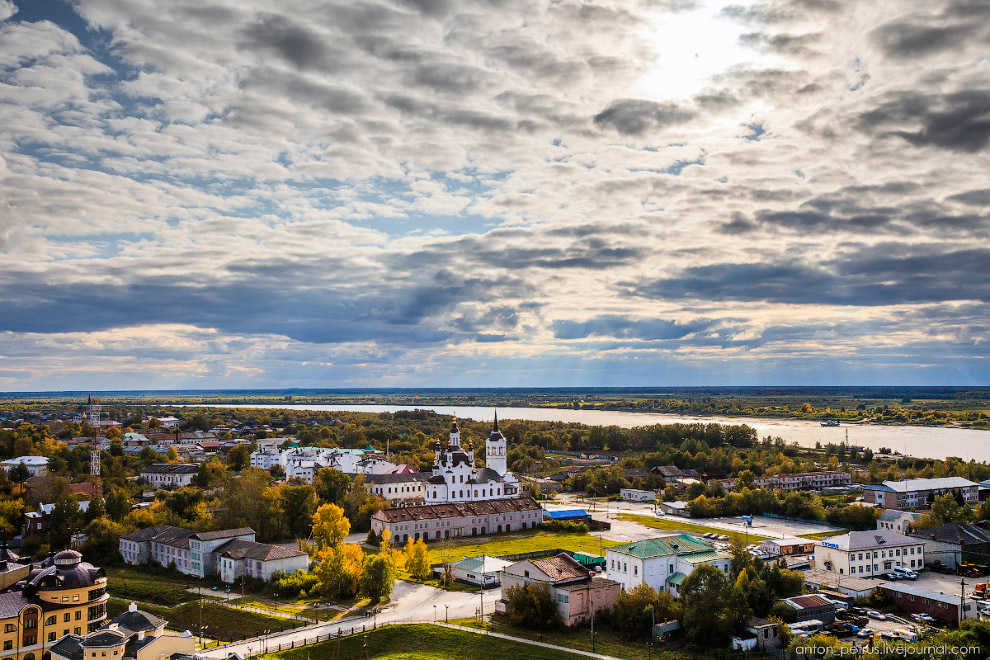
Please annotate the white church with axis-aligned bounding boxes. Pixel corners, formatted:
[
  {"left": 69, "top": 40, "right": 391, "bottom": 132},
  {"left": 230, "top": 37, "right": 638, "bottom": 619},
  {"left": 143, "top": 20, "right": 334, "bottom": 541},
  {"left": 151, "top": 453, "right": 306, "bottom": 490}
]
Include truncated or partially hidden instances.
[{"left": 426, "top": 414, "right": 520, "bottom": 504}]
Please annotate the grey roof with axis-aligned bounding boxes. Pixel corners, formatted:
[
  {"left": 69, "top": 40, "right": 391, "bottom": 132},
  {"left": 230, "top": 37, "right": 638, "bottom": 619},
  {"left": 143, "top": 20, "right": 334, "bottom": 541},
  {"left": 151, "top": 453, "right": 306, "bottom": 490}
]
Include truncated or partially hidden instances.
[
  {"left": 469, "top": 467, "right": 504, "bottom": 484},
  {"left": 0, "top": 590, "right": 29, "bottom": 618},
  {"left": 140, "top": 463, "right": 199, "bottom": 475},
  {"left": 879, "top": 581, "right": 973, "bottom": 605},
  {"left": 216, "top": 539, "right": 307, "bottom": 561},
  {"left": 364, "top": 472, "right": 430, "bottom": 484},
  {"left": 878, "top": 509, "right": 921, "bottom": 522},
  {"left": 110, "top": 608, "right": 165, "bottom": 633},
  {"left": 451, "top": 555, "right": 512, "bottom": 574},
  {"left": 192, "top": 527, "right": 254, "bottom": 541},
  {"left": 911, "top": 522, "right": 990, "bottom": 545},
  {"left": 879, "top": 477, "right": 977, "bottom": 492},
  {"left": 822, "top": 530, "right": 922, "bottom": 551},
  {"left": 50, "top": 634, "right": 85, "bottom": 660},
  {"left": 81, "top": 631, "right": 126, "bottom": 647}
]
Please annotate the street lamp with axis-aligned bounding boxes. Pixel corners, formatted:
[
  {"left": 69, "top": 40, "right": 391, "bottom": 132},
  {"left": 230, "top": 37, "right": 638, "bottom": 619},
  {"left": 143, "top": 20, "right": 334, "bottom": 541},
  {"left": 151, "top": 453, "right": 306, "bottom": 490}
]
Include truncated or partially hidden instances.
[
  {"left": 433, "top": 605, "right": 437, "bottom": 622},
  {"left": 444, "top": 605, "right": 448, "bottom": 623},
  {"left": 200, "top": 624, "right": 209, "bottom": 648}
]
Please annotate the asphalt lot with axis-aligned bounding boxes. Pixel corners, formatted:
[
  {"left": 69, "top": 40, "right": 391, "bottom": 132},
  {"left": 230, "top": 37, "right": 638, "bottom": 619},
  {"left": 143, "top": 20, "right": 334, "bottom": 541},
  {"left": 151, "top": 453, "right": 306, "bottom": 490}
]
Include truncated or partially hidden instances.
[{"left": 556, "top": 494, "right": 845, "bottom": 540}]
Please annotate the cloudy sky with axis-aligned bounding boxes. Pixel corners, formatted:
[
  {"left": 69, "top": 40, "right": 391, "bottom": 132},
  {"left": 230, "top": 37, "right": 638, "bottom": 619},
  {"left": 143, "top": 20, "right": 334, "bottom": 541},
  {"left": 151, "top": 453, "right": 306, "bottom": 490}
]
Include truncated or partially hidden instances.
[{"left": 0, "top": 0, "right": 987, "bottom": 390}]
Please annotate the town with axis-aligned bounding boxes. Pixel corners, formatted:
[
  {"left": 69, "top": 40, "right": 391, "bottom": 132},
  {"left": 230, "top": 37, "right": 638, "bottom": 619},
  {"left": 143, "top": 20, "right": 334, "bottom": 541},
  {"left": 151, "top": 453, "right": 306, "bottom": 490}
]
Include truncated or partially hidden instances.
[{"left": 2, "top": 399, "right": 990, "bottom": 660}]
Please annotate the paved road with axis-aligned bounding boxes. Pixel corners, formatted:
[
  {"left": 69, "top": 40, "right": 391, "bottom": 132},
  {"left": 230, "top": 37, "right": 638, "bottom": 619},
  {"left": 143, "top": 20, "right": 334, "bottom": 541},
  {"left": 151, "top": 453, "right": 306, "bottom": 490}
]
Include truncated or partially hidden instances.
[{"left": 199, "top": 580, "right": 501, "bottom": 659}]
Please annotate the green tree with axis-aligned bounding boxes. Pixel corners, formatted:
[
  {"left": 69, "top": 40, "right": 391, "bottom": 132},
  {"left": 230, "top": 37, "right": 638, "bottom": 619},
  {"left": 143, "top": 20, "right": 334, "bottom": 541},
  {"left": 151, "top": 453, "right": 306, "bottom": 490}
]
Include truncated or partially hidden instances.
[
  {"left": 315, "top": 468, "right": 351, "bottom": 505},
  {"left": 227, "top": 444, "right": 251, "bottom": 471},
  {"left": 80, "top": 517, "right": 126, "bottom": 565},
  {"left": 612, "top": 583, "right": 681, "bottom": 640},
  {"left": 104, "top": 491, "right": 131, "bottom": 522},
  {"left": 281, "top": 485, "right": 318, "bottom": 539},
  {"left": 504, "top": 582, "right": 561, "bottom": 629},
  {"left": 680, "top": 564, "right": 749, "bottom": 646},
  {"left": 360, "top": 552, "right": 397, "bottom": 602},
  {"left": 50, "top": 497, "right": 83, "bottom": 548}
]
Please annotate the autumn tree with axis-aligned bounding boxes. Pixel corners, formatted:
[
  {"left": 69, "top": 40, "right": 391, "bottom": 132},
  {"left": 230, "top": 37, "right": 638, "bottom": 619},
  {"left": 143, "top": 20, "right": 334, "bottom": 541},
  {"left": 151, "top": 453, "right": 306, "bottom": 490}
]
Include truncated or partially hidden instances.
[
  {"left": 313, "top": 503, "right": 350, "bottom": 550},
  {"left": 404, "top": 538, "right": 431, "bottom": 580}
]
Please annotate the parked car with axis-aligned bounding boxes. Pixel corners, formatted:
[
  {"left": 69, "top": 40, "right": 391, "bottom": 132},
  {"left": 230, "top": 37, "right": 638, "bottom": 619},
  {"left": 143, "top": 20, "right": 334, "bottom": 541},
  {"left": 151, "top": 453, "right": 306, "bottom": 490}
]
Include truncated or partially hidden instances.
[
  {"left": 894, "top": 567, "right": 918, "bottom": 580},
  {"left": 866, "top": 610, "right": 887, "bottom": 621},
  {"left": 882, "top": 572, "right": 900, "bottom": 580},
  {"left": 857, "top": 628, "right": 875, "bottom": 638}
]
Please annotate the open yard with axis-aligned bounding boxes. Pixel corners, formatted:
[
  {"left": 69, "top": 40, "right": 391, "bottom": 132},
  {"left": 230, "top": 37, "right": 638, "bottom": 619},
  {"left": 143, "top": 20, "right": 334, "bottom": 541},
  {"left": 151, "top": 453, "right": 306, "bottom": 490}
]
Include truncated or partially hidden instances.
[
  {"left": 425, "top": 529, "right": 619, "bottom": 563},
  {"left": 267, "top": 623, "right": 593, "bottom": 660},
  {"left": 454, "top": 615, "right": 653, "bottom": 660}
]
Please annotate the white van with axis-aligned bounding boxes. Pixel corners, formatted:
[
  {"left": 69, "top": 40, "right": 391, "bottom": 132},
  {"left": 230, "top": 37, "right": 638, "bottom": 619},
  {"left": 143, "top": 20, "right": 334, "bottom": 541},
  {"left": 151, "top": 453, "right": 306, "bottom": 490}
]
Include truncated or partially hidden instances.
[{"left": 893, "top": 567, "right": 918, "bottom": 580}]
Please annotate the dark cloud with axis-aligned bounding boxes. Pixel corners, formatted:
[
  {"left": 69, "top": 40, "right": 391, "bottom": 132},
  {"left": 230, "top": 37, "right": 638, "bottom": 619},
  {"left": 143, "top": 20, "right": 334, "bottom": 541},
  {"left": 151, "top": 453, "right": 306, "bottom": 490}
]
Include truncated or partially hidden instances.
[
  {"left": 858, "top": 90, "right": 990, "bottom": 153},
  {"left": 739, "top": 31, "right": 823, "bottom": 56},
  {"left": 239, "top": 14, "right": 344, "bottom": 72},
  {"left": 720, "top": 0, "right": 841, "bottom": 25},
  {"left": 633, "top": 247, "right": 990, "bottom": 305},
  {"left": 552, "top": 315, "right": 714, "bottom": 340},
  {"left": 593, "top": 99, "right": 695, "bottom": 136},
  {"left": 947, "top": 189, "right": 990, "bottom": 207},
  {"left": 719, "top": 212, "right": 759, "bottom": 234},
  {"left": 872, "top": 22, "right": 978, "bottom": 59}
]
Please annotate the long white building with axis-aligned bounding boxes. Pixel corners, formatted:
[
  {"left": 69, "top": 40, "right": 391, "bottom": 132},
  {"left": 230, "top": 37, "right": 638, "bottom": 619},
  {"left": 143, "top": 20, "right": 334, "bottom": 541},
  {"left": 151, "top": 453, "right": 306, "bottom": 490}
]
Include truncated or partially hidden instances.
[{"left": 250, "top": 445, "right": 406, "bottom": 484}]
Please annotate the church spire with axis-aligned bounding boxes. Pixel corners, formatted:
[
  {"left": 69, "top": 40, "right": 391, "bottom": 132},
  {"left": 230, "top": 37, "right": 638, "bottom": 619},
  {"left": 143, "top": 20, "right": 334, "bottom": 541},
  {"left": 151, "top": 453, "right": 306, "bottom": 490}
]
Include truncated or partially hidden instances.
[{"left": 493, "top": 407, "right": 498, "bottom": 432}]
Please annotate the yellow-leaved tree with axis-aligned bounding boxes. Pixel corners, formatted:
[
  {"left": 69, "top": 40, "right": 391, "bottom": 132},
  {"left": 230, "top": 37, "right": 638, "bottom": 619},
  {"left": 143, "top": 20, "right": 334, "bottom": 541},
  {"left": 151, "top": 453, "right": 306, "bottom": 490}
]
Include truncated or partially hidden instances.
[
  {"left": 403, "top": 538, "right": 431, "bottom": 580},
  {"left": 313, "top": 503, "right": 350, "bottom": 550}
]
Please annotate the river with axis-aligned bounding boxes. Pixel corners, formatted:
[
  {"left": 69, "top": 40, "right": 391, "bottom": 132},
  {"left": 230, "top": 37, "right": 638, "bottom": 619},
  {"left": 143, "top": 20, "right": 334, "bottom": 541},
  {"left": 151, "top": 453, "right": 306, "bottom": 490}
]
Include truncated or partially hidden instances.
[{"left": 181, "top": 403, "right": 990, "bottom": 462}]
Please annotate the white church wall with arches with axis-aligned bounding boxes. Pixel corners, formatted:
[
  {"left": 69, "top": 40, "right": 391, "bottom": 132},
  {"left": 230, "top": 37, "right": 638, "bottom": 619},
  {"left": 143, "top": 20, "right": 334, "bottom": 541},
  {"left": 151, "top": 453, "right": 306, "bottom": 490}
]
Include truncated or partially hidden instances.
[{"left": 426, "top": 413, "right": 519, "bottom": 504}]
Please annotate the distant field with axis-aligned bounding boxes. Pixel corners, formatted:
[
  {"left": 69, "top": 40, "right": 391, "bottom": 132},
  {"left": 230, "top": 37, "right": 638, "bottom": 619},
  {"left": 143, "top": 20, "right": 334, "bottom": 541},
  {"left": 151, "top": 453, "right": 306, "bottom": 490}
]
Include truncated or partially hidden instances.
[
  {"left": 268, "top": 623, "right": 591, "bottom": 660},
  {"left": 614, "top": 513, "right": 773, "bottom": 542}
]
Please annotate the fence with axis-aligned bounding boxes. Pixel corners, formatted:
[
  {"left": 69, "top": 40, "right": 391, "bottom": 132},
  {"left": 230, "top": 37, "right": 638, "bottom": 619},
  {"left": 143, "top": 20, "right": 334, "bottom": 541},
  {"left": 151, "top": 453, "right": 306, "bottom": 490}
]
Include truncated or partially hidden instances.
[{"left": 230, "top": 619, "right": 436, "bottom": 657}]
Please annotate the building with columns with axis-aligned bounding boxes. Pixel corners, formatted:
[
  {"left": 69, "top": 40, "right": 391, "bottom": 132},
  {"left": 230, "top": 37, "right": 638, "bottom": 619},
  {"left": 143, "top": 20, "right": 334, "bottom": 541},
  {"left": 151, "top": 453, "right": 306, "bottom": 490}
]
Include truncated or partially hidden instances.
[{"left": 425, "top": 414, "right": 519, "bottom": 504}]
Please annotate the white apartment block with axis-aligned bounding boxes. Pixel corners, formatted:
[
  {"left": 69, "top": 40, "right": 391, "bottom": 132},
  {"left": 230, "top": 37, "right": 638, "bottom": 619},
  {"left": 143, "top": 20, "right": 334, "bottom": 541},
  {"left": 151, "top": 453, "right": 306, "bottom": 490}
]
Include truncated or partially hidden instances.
[
  {"left": 719, "top": 470, "right": 852, "bottom": 492},
  {"left": 813, "top": 530, "right": 925, "bottom": 576},
  {"left": 139, "top": 463, "right": 199, "bottom": 488},
  {"left": 863, "top": 477, "right": 978, "bottom": 510}
]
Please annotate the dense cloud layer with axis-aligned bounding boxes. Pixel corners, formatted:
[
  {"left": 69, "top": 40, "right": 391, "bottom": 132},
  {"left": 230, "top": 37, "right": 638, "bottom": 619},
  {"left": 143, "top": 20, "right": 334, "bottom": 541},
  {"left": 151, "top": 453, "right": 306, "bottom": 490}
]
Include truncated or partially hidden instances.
[{"left": 0, "top": 0, "right": 987, "bottom": 388}]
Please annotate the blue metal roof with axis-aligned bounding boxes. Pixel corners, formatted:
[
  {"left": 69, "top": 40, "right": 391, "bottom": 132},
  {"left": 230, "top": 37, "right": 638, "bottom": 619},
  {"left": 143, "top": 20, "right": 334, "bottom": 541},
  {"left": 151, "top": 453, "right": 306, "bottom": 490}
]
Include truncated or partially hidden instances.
[{"left": 542, "top": 509, "right": 589, "bottom": 519}]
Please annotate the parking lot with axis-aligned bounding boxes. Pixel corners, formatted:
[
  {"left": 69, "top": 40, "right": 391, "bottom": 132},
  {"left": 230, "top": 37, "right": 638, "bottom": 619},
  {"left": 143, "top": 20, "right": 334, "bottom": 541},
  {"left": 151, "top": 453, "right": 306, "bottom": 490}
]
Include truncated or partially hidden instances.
[{"left": 691, "top": 515, "right": 845, "bottom": 539}]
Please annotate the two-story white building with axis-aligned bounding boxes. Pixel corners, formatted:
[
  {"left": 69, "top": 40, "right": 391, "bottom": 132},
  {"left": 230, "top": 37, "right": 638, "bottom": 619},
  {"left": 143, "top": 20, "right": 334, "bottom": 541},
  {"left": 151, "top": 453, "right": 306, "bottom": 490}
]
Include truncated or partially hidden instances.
[
  {"left": 605, "top": 534, "right": 731, "bottom": 596},
  {"left": 139, "top": 464, "right": 199, "bottom": 488},
  {"left": 119, "top": 526, "right": 255, "bottom": 578},
  {"left": 812, "top": 530, "right": 926, "bottom": 576},
  {"left": 863, "top": 477, "right": 978, "bottom": 510}
]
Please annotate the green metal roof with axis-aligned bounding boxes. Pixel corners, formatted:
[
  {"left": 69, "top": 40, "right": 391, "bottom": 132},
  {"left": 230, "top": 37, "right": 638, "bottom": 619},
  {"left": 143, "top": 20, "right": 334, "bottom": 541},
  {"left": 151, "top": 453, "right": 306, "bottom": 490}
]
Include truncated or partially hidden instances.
[
  {"left": 666, "top": 572, "right": 687, "bottom": 586},
  {"left": 678, "top": 549, "right": 732, "bottom": 564},
  {"left": 608, "top": 534, "right": 713, "bottom": 558}
]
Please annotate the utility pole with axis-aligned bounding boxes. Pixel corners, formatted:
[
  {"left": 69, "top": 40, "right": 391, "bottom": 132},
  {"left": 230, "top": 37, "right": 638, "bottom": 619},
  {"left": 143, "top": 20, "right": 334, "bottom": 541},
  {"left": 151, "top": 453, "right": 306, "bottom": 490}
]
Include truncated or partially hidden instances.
[
  {"left": 479, "top": 580, "right": 484, "bottom": 621},
  {"left": 591, "top": 607, "right": 596, "bottom": 653},
  {"left": 962, "top": 576, "right": 968, "bottom": 622}
]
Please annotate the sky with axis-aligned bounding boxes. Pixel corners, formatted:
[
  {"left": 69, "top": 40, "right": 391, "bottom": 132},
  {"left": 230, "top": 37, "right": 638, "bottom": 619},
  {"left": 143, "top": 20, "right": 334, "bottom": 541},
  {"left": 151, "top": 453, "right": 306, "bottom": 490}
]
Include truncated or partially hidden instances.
[{"left": 0, "top": 0, "right": 987, "bottom": 391}]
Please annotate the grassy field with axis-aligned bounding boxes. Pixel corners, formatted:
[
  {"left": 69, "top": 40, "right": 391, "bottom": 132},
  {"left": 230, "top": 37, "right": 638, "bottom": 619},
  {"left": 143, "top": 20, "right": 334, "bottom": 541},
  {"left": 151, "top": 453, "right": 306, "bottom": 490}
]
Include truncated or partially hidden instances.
[
  {"left": 453, "top": 616, "right": 652, "bottom": 660},
  {"left": 800, "top": 529, "right": 849, "bottom": 540},
  {"left": 614, "top": 513, "right": 773, "bottom": 542},
  {"left": 425, "top": 529, "right": 619, "bottom": 563},
  {"left": 107, "top": 597, "right": 303, "bottom": 641},
  {"left": 267, "top": 623, "right": 593, "bottom": 660}
]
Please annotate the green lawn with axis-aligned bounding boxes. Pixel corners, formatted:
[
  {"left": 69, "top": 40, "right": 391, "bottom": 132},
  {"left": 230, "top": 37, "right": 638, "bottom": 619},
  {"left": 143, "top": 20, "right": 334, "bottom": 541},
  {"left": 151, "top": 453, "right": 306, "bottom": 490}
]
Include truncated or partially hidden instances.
[
  {"left": 107, "top": 597, "right": 304, "bottom": 642},
  {"left": 800, "top": 529, "right": 849, "bottom": 540},
  {"left": 267, "top": 623, "right": 592, "bottom": 660},
  {"left": 453, "top": 616, "right": 652, "bottom": 660},
  {"left": 426, "top": 529, "right": 618, "bottom": 563},
  {"left": 614, "top": 513, "right": 773, "bottom": 542}
]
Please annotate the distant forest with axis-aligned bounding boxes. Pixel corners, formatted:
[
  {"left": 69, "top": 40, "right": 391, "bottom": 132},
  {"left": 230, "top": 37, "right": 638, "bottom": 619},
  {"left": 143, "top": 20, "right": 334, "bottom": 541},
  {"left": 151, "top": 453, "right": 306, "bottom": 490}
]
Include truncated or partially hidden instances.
[{"left": 2, "top": 386, "right": 988, "bottom": 428}]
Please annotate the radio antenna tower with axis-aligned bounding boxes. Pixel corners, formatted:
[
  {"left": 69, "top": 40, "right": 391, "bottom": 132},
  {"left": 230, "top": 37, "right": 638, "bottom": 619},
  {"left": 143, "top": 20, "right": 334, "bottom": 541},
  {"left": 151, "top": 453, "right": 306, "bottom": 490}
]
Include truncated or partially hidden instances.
[{"left": 86, "top": 395, "right": 103, "bottom": 497}]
